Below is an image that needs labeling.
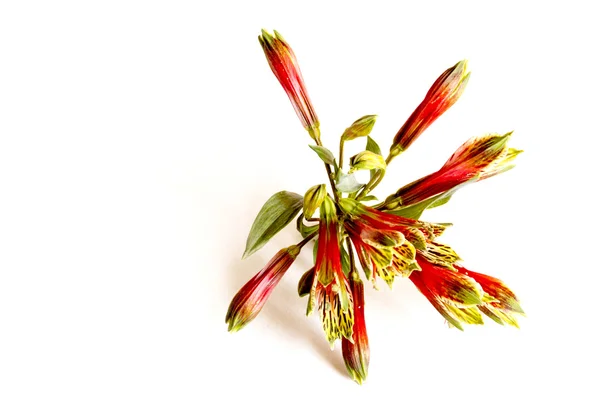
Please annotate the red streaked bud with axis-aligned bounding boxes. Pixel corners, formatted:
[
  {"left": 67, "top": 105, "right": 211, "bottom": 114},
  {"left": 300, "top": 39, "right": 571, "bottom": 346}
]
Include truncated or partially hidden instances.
[
  {"left": 259, "top": 30, "right": 320, "bottom": 141},
  {"left": 342, "top": 275, "right": 369, "bottom": 385},
  {"left": 384, "top": 132, "right": 519, "bottom": 207},
  {"left": 226, "top": 245, "right": 300, "bottom": 332},
  {"left": 389, "top": 60, "right": 470, "bottom": 159}
]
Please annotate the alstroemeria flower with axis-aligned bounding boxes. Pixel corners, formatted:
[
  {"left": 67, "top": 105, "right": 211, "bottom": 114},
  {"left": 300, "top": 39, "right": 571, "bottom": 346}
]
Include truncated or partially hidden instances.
[
  {"left": 307, "top": 196, "right": 354, "bottom": 345},
  {"left": 410, "top": 255, "right": 524, "bottom": 329},
  {"left": 340, "top": 198, "right": 443, "bottom": 287},
  {"left": 259, "top": 30, "right": 321, "bottom": 141},
  {"left": 229, "top": 30, "right": 524, "bottom": 384},
  {"left": 342, "top": 274, "right": 369, "bottom": 385},
  {"left": 383, "top": 132, "right": 521, "bottom": 208},
  {"left": 455, "top": 265, "right": 525, "bottom": 327},
  {"left": 226, "top": 245, "right": 300, "bottom": 332},
  {"left": 388, "top": 60, "right": 470, "bottom": 159}
]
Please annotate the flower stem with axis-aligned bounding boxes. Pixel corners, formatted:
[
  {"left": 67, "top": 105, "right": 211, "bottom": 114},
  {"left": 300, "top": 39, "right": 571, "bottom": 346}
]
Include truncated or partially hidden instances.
[
  {"left": 339, "top": 138, "right": 345, "bottom": 170},
  {"left": 356, "top": 169, "right": 385, "bottom": 200},
  {"left": 345, "top": 237, "right": 357, "bottom": 274},
  {"left": 315, "top": 135, "right": 340, "bottom": 203},
  {"left": 297, "top": 230, "right": 318, "bottom": 249}
]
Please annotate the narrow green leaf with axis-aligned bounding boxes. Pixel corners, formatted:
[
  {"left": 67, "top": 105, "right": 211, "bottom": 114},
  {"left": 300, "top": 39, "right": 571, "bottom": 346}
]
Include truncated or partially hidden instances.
[
  {"left": 366, "top": 136, "right": 382, "bottom": 180},
  {"left": 340, "top": 245, "right": 351, "bottom": 276},
  {"left": 426, "top": 194, "right": 453, "bottom": 209},
  {"left": 361, "top": 195, "right": 378, "bottom": 202},
  {"left": 242, "top": 191, "right": 303, "bottom": 259},
  {"left": 387, "top": 181, "right": 471, "bottom": 219},
  {"left": 366, "top": 136, "right": 381, "bottom": 155},
  {"left": 386, "top": 200, "right": 434, "bottom": 220},
  {"left": 308, "top": 144, "right": 336, "bottom": 166}
]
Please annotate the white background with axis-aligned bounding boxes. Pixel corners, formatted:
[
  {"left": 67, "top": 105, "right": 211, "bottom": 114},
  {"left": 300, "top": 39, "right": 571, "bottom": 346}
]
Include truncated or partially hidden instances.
[{"left": 1, "top": 1, "right": 598, "bottom": 398}]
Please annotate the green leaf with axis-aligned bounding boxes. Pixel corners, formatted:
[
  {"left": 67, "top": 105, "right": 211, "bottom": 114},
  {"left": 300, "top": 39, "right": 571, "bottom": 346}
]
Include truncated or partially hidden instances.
[
  {"left": 242, "top": 191, "right": 303, "bottom": 259},
  {"left": 340, "top": 245, "right": 351, "bottom": 276},
  {"left": 366, "top": 136, "right": 382, "bottom": 180},
  {"left": 296, "top": 213, "right": 319, "bottom": 238},
  {"left": 308, "top": 144, "right": 336, "bottom": 166},
  {"left": 387, "top": 200, "right": 434, "bottom": 220},
  {"left": 361, "top": 195, "right": 378, "bottom": 202},
  {"left": 336, "top": 172, "right": 364, "bottom": 193},
  {"left": 387, "top": 182, "right": 470, "bottom": 219},
  {"left": 366, "top": 136, "right": 381, "bottom": 155},
  {"left": 427, "top": 194, "right": 453, "bottom": 209}
]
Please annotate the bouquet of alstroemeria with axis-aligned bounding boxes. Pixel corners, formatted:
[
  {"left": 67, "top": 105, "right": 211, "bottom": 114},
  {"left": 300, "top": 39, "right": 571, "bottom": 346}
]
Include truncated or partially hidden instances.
[{"left": 226, "top": 30, "right": 524, "bottom": 384}]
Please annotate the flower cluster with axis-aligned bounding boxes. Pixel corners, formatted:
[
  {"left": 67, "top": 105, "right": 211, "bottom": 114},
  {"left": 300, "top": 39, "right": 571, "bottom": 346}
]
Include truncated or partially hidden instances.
[{"left": 226, "top": 29, "right": 524, "bottom": 384}]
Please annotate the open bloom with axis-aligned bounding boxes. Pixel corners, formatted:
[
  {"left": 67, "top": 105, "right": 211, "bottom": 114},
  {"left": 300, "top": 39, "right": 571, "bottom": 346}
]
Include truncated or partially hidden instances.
[
  {"left": 454, "top": 265, "right": 525, "bottom": 327},
  {"left": 259, "top": 30, "right": 320, "bottom": 141},
  {"left": 341, "top": 198, "right": 443, "bottom": 287},
  {"left": 226, "top": 245, "right": 300, "bottom": 332},
  {"left": 307, "top": 196, "right": 354, "bottom": 346},
  {"left": 389, "top": 60, "right": 470, "bottom": 159},
  {"left": 340, "top": 198, "right": 523, "bottom": 331},
  {"left": 410, "top": 256, "right": 524, "bottom": 329}
]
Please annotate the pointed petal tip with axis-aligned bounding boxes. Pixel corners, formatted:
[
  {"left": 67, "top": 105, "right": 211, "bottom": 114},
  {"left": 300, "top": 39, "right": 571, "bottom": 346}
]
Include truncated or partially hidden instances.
[
  {"left": 350, "top": 372, "right": 367, "bottom": 385},
  {"left": 225, "top": 320, "right": 235, "bottom": 332}
]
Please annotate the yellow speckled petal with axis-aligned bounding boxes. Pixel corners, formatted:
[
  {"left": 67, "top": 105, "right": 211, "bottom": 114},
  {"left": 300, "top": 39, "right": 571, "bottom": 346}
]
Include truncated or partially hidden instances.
[{"left": 421, "top": 241, "right": 460, "bottom": 269}]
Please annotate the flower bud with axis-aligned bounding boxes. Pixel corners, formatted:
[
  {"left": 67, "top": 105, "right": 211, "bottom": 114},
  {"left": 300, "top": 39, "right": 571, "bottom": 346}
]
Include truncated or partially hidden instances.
[
  {"left": 303, "top": 184, "right": 327, "bottom": 218},
  {"left": 259, "top": 30, "right": 320, "bottom": 141},
  {"left": 341, "top": 115, "right": 378, "bottom": 142},
  {"left": 349, "top": 150, "right": 386, "bottom": 173},
  {"left": 389, "top": 60, "right": 470, "bottom": 160},
  {"left": 226, "top": 245, "right": 300, "bottom": 332}
]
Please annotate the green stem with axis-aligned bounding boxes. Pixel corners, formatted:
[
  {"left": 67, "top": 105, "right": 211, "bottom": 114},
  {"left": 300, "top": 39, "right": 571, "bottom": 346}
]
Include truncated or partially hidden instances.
[
  {"left": 297, "top": 230, "right": 318, "bottom": 249},
  {"left": 315, "top": 136, "right": 341, "bottom": 203},
  {"left": 338, "top": 138, "right": 345, "bottom": 170},
  {"left": 345, "top": 237, "right": 357, "bottom": 274},
  {"left": 355, "top": 150, "right": 396, "bottom": 200},
  {"left": 356, "top": 169, "right": 385, "bottom": 200}
]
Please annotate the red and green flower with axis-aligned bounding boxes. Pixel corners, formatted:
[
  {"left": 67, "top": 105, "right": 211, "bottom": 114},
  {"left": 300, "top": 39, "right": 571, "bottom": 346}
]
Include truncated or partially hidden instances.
[{"left": 226, "top": 29, "right": 524, "bottom": 384}]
